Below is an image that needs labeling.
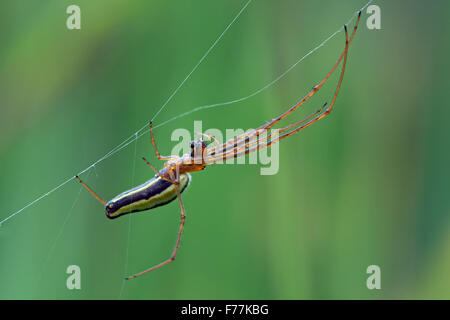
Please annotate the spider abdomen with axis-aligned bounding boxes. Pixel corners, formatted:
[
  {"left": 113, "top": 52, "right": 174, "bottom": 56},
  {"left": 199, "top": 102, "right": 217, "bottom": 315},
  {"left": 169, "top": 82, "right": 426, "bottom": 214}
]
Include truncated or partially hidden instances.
[{"left": 105, "top": 173, "right": 191, "bottom": 219}]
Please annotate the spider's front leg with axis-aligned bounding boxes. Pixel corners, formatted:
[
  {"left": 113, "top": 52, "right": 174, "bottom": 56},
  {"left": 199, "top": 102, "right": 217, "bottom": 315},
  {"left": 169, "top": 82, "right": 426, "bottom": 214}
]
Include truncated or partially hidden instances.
[{"left": 196, "top": 132, "right": 220, "bottom": 146}]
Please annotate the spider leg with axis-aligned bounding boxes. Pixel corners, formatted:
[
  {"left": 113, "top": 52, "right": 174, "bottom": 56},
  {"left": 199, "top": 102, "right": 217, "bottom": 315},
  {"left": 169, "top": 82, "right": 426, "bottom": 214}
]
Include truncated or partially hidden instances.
[
  {"left": 149, "top": 121, "right": 177, "bottom": 161},
  {"left": 238, "top": 100, "right": 329, "bottom": 156},
  {"left": 256, "top": 26, "right": 350, "bottom": 149},
  {"left": 262, "top": 11, "right": 360, "bottom": 134},
  {"left": 125, "top": 184, "right": 186, "bottom": 280},
  {"left": 141, "top": 157, "right": 160, "bottom": 175},
  {"left": 277, "top": 102, "right": 329, "bottom": 134},
  {"left": 207, "top": 12, "right": 361, "bottom": 162},
  {"left": 196, "top": 132, "right": 220, "bottom": 146},
  {"left": 262, "top": 17, "right": 358, "bottom": 147},
  {"left": 75, "top": 175, "right": 106, "bottom": 206},
  {"left": 273, "top": 26, "right": 350, "bottom": 143},
  {"left": 207, "top": 20, "right": 352, "bottom": 163},
  {"left": 217, "top": 102, "right": 330, "bottom": 160},
  {"left": 251, "top": 12, "right": 359, "bottom": 133}
]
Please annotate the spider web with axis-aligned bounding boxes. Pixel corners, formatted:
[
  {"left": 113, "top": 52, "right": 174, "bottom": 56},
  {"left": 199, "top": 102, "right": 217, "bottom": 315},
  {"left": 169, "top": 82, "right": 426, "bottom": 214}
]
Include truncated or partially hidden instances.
[{"left": 0, "top": 0, "right": 374, "bottom": 227}]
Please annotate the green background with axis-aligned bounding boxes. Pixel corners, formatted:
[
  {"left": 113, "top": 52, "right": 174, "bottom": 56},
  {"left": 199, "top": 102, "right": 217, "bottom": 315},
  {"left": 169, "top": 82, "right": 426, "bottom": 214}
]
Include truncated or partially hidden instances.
[{"left": 0, "top": 0, "right": 449, "bottom": 299}]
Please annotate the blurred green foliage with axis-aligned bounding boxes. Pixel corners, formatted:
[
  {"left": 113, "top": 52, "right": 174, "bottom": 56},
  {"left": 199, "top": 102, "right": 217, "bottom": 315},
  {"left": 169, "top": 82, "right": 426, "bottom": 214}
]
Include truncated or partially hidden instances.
[{"left": 0, "top": 0, "right": 449, "bottom": 299}]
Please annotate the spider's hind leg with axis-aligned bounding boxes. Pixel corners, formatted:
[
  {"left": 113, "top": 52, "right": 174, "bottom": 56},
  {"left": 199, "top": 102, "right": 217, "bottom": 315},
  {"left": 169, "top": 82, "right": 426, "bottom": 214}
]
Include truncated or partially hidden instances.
[{"left": 125, "top": 184, "right": 186, "bottom": 280}]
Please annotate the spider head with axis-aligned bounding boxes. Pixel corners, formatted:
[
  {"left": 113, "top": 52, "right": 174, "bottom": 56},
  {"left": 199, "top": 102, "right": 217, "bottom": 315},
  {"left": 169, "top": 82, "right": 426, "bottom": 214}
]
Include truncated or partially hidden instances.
[{"left": 190, "top": 139, "right": 207, "bottom": 158}]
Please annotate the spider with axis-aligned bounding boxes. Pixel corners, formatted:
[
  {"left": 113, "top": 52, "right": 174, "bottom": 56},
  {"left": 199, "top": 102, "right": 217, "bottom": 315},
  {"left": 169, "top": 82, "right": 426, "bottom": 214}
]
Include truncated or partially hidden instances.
[{"left": 76, "top": 12, "right": 361, "bottom": 280}]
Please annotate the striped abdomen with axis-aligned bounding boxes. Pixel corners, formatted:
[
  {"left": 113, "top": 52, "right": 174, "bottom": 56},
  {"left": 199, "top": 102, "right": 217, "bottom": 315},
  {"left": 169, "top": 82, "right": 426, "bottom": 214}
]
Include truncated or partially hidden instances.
[{"left": 105, "top": 173, "right": 191, "bottom": 219}]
